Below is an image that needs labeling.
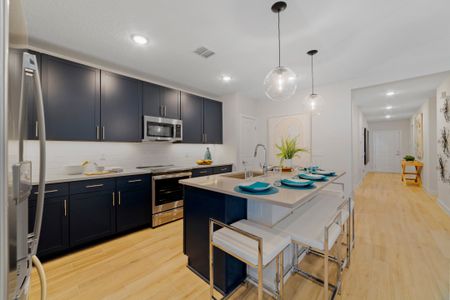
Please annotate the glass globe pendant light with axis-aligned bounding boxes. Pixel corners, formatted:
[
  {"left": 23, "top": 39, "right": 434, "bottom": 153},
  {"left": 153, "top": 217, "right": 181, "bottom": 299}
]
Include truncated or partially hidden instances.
[
  {"left": 303, "top": 50, "right": 324, "bottom": 112},
  {"left": 264, "top": 1, "right": 297, "bottom": 101}
]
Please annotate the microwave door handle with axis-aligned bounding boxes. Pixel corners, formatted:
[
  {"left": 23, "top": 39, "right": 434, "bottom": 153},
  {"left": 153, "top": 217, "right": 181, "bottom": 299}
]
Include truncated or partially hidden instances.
[{"left": 23, "top": 52, "right": 47, "bottom": 255}]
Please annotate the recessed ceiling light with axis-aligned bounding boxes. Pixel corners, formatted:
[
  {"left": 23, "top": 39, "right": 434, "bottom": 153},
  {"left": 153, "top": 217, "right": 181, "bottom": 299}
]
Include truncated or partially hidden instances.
[
  {"left": 386, "top": 105, "right": 393, "bottom": 110},
  {"left": 131, "top": 34, "right": 148, "bottom": 45},
  {"left": 386, "top": 91, "right": 395, "bottom": 96},
  {"left": 221, "top": 75, "right": 232, "bottom": 82},
  {"left": 385, "top": 115, "right": 391, "bottom": 119}
]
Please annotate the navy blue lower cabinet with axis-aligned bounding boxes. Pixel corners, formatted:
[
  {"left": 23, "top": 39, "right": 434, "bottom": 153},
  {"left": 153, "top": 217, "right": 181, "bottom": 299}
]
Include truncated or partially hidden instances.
[
  {"left": 116, "top": 189, "right": 150, "bottom": 232},
  {"left": 29, "top": 196, "right": 69, "bottom": 257},
  {"left": 183, "top": 186, "right": 247, "bottom": 295},
  {"left": 69, "top": 190, "right": 116, "bottom": 247}
]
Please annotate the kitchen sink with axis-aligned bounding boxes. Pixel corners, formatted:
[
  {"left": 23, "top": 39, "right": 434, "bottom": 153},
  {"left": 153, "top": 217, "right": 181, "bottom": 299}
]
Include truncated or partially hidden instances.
[{"left": 220, "top": 171, "right": 264, "bottom": 179}]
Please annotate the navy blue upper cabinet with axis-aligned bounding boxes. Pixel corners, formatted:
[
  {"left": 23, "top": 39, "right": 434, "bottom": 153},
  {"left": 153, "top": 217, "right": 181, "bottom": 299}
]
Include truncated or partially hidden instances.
[
  {"left": 142, "top": 82, "right": 160, "bottom": 117},
  {"left": 203, "top": 98, "right": 223, "bottom": 144},
  {"left": 180, "top": 93, "right": 223, "bottom": 144},
  {"left": 41, "top": 54, "right": 100, "bottom": 141},
  {"left": 100, "top": 71, "right": 142, "bottom": 142},
  {"left": 180, "top": 92, "right": 204, "bottom": 143},
  {"left": 160, "top": 87, "right": 180, "bottom": 119},
  {"left": 143, "top": 83, "right": 180, "bottom": 119}
]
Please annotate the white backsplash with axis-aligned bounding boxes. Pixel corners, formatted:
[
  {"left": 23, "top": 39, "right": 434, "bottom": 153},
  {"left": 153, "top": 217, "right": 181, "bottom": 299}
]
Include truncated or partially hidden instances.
[{"left": 24, "top": 141, "right": 236, "bottom": 178}]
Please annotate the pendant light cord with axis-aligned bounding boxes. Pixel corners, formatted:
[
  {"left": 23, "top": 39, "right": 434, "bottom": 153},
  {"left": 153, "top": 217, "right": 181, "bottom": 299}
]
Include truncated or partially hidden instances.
[
  {"left": 311, "top": 54, "right": 315, "bottom": 95},
  {"left": 277, "top": 11, "right": 281, "bottom": 67}
]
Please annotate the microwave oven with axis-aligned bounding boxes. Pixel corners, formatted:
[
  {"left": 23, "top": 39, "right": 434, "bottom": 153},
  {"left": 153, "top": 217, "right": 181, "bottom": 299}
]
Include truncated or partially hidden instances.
[{"left": 143, "top": 116, "right": 182, "bottom": 142}]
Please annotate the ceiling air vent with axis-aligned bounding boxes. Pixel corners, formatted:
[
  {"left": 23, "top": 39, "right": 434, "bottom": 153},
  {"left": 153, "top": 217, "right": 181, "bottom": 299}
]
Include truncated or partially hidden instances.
[{"left": 193, "top": 46, "right": 215, "bottom": 58}]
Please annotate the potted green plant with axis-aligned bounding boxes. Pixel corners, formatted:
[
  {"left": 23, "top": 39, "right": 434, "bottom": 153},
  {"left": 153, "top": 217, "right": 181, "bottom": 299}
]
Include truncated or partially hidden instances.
[
  {"left": 403, "top": 155, "right": 415, "bottom": 161},
  {"left": 275, "top": 137, "right": 308, "bottom": 168}
]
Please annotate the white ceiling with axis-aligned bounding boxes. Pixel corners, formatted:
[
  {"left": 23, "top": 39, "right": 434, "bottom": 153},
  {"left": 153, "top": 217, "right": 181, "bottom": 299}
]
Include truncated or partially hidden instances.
[
  {"left": 353, "top": 71, "right": 450, "bottom": 122},
  {"left": 22, "top": 0, "right": 450, "bottom": 100}
]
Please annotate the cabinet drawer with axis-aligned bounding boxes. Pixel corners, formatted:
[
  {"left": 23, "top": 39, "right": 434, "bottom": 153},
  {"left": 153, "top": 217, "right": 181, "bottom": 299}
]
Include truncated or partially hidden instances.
[
  {"left": 191, "top": 167, "right": 213, "bottom": 177},
  {"left": 213, "top": 165, "right": 232, "bottom": 174},
  {"left": 70, "top": 179, "right": 115, "bottom": 194},
  {"left": 116, "top": 175, "right": 150, "bottom": 191},
  {"left": 31, "top": 183, "right": 69, "bottom": 200}
]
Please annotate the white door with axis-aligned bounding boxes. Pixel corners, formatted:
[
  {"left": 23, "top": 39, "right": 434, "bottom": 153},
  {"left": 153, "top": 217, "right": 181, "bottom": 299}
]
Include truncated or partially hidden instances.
[
  {"left": 239, "top": 115, "right": 257, "bottom": 170},
  {"left": 373, "top": 130, "right": 402, "bottom": 173}
]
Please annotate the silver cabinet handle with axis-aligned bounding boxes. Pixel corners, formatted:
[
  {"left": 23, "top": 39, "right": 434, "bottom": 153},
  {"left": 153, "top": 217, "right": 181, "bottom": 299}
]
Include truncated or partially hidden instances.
[
  {"left": 164, "top": 106, "right": 167, "bottom": 117},
  {"left": 64, "top": 199, "right": 67, "bottom": 217},
  {"left": 96, "top": 126, "right": 100, "bottom": 140},
  {"left": 118, "top": 191, "right": 121, "bottom": 205},
  {"left": 128, "top": 179, "right": 142, "bottom": 183},
  {"left": 35, "top": 121, "right": 39, "bottom": 138},
  {"left": 204, "top": 133, "right": 207, "bottom": 143},
  {"left": 102, "top": 126, "right": 105, "bottom": 140},
  {"left": 85, "top": 184, "right": 104, "bottom": 189},
  {"left": 112, "top": 192, "right": 115, "bottom": 206},
  {"left": 34, "top": 189, "right": 58, "bottom": 195},
  {"left": 199, "top": 170, "right": 208, "bottom": 174},
  {"left": 159, "top": 105, "right": 163, "bottom": 117}
]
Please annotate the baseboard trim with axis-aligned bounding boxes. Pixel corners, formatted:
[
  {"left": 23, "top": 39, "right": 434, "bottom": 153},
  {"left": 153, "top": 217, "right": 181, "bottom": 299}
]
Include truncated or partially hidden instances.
[{"left": 437, "top": 198, "right": 450, "bottom": 216}]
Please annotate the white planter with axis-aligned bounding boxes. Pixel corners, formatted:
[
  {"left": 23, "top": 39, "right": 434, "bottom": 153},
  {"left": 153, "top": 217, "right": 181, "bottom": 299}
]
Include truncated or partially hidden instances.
[{"left": 283, "top": 159, "right": 293, "bottom": 168}]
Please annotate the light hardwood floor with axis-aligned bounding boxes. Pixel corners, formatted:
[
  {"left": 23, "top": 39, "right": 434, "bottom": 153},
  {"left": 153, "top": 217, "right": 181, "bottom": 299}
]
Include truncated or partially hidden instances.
[{"left": 30, "top": 172, "right": 450, "bottom": 299}]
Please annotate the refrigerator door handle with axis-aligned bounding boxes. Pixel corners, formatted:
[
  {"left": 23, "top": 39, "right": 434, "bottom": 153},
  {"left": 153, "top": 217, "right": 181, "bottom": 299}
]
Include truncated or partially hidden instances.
[{"left": 21, "top": 52, "right": 46, "bottom": 255}]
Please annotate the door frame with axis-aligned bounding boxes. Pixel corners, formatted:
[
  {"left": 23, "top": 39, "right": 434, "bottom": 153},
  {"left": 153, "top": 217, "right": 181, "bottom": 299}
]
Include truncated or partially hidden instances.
[
  {"left": 372, "top": 129, "right": 402, "bottom": 173},
  {"left": 238, "top": 114, "right": 257, "bottom": 171}
]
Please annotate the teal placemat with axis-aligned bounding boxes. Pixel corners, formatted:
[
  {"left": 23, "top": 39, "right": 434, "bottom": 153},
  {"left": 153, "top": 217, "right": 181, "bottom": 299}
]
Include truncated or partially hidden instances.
[
  {"left": 233, "top": 186, "right": 279, "bottom": 195},
  {"left": 276, "top": 183, "right": 317, "bottom": 190}
]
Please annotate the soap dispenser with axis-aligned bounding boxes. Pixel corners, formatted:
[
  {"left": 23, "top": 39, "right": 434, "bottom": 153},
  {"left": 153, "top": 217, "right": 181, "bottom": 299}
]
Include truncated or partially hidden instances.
[{"left": 204, "top": 147, "right": 212, "bottom": 160}]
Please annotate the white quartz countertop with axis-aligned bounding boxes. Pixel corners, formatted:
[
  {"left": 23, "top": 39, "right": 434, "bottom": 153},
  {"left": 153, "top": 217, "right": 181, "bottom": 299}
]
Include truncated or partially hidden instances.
[
  {"left": 33, "top": 163, "right": 233, "bottom": 185},
  {"left": 179, "top": 171, "right": 345, "bottom": 208}
]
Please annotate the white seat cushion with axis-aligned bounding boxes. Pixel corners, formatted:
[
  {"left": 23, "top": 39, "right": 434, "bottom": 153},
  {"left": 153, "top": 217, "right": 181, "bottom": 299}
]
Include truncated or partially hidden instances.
[
  {"left": 212, "top": 219, "right": 291, "bottom": 267},
  {"left": 275, "top": 191, "right": 344, "bottom": 251}
]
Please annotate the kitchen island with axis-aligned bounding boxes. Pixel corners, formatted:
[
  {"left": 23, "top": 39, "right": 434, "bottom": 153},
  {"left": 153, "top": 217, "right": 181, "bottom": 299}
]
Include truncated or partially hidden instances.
[{"left": 180, "top": 170, "right": 345, "bottom": 295}]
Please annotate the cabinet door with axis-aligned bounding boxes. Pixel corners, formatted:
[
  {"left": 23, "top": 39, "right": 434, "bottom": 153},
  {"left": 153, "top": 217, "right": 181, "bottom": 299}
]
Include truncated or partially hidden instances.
[
  {"left": 29, "top": 196, "right": 69, "bottom": 257},
  {"left": 116, "top": 188, "right": 151, "bottom": 232},
  {"left": 180, "top": 92, "right": 203, "bottom": 143},
  {"left": 160, "top": 87, "right": 180, "bottom": 119},
  {"left": 41, "top": 54, "right": 100, "bottom": 141},
  {"left": 69, "top": 191, "right": 116, "bottom": 247},
  {"left": 142, "top": 82, "right": 161, "bottom": 117},
  {"left": 101, "top": 71, "right": 141, "bottom": 142},
  {"left": 203, "top": 98, "right": 223, "bottom": 144}
]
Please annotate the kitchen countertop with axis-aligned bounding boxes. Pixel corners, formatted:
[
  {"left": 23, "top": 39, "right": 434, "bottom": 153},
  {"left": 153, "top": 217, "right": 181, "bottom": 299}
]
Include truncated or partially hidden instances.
[
  {"left": 179, "top": 171, "right": 345, "bottom": 208},
  {"left": 33, "top": 162, "right": 234, "bottom": 185}
]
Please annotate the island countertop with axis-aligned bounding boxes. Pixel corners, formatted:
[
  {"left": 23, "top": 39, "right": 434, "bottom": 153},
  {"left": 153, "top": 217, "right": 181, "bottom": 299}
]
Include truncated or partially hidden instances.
[{"left": 179, "top": 170, "right": 345, "bottom": 208}]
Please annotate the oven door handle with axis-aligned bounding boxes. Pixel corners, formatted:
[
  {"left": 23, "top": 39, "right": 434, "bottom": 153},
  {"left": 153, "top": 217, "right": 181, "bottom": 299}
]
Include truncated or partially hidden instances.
[{"left": 152, "top": 172, "right": 192, "bottom": 180}]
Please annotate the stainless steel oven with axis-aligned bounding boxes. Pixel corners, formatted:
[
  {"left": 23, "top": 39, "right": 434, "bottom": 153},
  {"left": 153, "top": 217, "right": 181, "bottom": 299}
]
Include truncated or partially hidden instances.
[
  {"left": 143, "top": 116, "right": 182, "bottom": 142},
  {"left": 152, "top": 171, "right": 191, "bottom": 227}
]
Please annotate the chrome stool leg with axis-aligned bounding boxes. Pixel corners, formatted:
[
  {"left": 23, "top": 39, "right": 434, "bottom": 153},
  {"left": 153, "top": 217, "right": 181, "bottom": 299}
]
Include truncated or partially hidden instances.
[{"left": 209, "top": 221, "right": 215, "bottom": 299}]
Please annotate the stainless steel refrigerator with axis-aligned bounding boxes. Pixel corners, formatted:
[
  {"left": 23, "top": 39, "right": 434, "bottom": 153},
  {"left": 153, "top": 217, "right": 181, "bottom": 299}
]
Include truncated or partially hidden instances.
[{"left": 1, "top": 0, "right": 47, "bottom": 299}]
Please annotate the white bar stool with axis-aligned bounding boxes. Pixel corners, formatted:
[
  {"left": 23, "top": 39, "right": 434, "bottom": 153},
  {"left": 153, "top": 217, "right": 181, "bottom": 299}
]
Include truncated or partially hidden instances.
[
  {"left": 209, "top": 219, "right": 291, "bottom": 300},
  {"left": 275, "top": 193, "right": 350, "bottom": 300}
]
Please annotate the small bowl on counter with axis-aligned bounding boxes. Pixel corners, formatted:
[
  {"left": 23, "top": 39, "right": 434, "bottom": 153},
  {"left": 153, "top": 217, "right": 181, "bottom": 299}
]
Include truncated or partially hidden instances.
[{"left": 63, "top": 165, "right": 85, "bottom": 175}]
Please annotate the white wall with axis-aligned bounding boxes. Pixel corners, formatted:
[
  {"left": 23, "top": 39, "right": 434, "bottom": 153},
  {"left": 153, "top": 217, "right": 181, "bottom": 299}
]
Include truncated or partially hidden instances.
[
  {"left": 221, "top": 93, "right": 264, "bottom": 170},
  {"left": 411, "top": 97, "right": 438, "bottom": 195},
  {"left": 367, "top": 119, "right": 411, "bottom": 172},
  {"left": 257, "top": 82, "right": 353, "bottom": 196},
  {"left": 24, "top": 140, "right": 235, "bottom": 179},
  {"left": 437, "top": 76, "right": 450, "bottom": 215},
  {"left": 351, "top": 103, "right": 369, "bottom": 188}
]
